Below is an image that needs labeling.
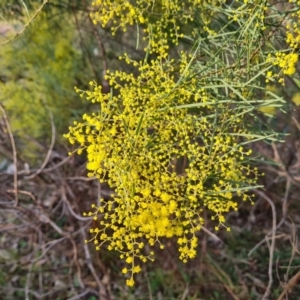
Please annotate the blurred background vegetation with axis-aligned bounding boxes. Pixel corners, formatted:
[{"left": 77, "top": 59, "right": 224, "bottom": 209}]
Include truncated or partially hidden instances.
[
  {"left": 0, "top": 0, "right": 96, "bottom": 163},
  {"left": 0, "top": 0, "right": 300, "bottom": 299}
]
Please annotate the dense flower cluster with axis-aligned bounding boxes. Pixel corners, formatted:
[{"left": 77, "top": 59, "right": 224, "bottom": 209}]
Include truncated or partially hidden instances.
[
  {"left": 91, "top": 0, "right": 220, "bottom": 57},
  {"left": 65, "top": 54, "right": 259, "bottom": 285},
  {"left": 265, "top": 0, "right": 300, "bottom": 84},
  {"left": 65, "top": 0, "right": 298, "bottom": 286},
  {"left": 275, "top": 53, "right": 298, "bottom": 76}
]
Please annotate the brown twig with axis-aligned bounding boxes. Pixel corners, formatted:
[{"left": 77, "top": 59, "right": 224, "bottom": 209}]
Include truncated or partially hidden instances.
[
  {"left": 80, "top": 228, "right": 108, "bottom": 300},
  {"left": 61, "top": 186, "right": 93, "bottom": 221},
  {"left": 249, "top": 149, "right": 292, "bottom": 256},
  {"left": 25, "top": 263, "right": 33, "bottom": 300},
  {"left": 11, "top": 155, "right": 72, "bottom": 176},
  {"left": 67, "top": 288, "right": 99, "bottom": 300},
  {"left": 68, "top": 236, "right": 85, "bottom": 289},
  {"left": 282, "top": 220, "right": 300, "bottom": 293},
  {"left": 200, "top": 225, "right": 223, "bottom": 245},
  {"left": 6, "top": 189, "right": 36, "bottom": 202},
  {"left": 82, "top": 0, "right": 109, "bottom": 93},
  {"left": 254, "top": 190, "right": 277, "bottom": 300},
  {"left": 277, "top": 271, "right": 300, "bottom": 300},
  {"left": 0, "top": 104, "right": 18, "bottom": 206},
  {"left": 25, "top": 108, "right": 56, "bottom": 180},
  {"left": 72, "top": 3, "right": 100, "bottom": 82}
]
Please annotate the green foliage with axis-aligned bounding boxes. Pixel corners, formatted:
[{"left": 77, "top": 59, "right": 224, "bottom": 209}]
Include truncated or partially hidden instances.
[{"left": 0, "top": 6, "right": 92, "bottom": 162}]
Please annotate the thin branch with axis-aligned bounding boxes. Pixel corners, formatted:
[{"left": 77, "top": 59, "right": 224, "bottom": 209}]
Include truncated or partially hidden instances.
[
  {"left": 248, "top": 163, "right": 291, "bottom": 257},
  {"left": 67, "top": 288, "right": 99, "bottom": 300},
  {"left": 254, "top": 190, "right": 277, "bottom": 300},
  {"left": 25, "top": 263, "right": 33, "bottom": 300},
  {"left": 61, "top": 186, "right": 93, "bottom": 221},
  {"left": 68, "top": 236, "right": 85, "bottom": 289},
  {"left": 13, "top": 155, "right": 72, "bottom": 176},
  {"left": 1, "top": 0, "right": 48, "bottom": 45},
  {"left": 25, "top": 108, "right": 56, "bottom": 180},
  {"left": 277, "top": 271, "right": 300, "bottom": 300},
  {"left": 200, "top": 225, "right": 224, "bottom": 244},
  {"left": 82, "top": 0, "right": 109, "bottom": 93},
  {"left": 80, "top": 228, "right": 108, "bottom": 300},
  {"left": 0, "top": 104, "right": 18, "bottom": 206},
  {"left": 72, "top": 4, "right": 100, "bottom": 81},
  {"left": 6, "top": 189, "right": 36, "bottom": 202}
]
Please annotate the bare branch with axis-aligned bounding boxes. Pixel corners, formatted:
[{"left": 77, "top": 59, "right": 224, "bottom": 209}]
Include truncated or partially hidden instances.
[
  {"left": 0, "top": 104, "right": 18, "bottom": 206},
  {"left": 254, "top": 190, "right": 277, "bottom": 300}
]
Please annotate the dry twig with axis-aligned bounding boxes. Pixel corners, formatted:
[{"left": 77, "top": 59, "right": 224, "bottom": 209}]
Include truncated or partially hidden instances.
[
  {"left": 81, "top": 228, "right": 108, "bottom": 300},
  {"left": 25, "top": 108, "right": 56, "bottom": 180},
  {"left": 0, "top": 104, "right": 18, "bottom": 206},
  {"left": 254, "top": 190, "right": 277, "bottom": 300},
  {"left": 277, "top": 271, "right": 300, "bottom": 300}
]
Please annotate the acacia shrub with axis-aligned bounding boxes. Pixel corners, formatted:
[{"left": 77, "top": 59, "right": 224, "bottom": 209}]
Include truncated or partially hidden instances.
[{"left": 65, "top": 0, "right": 300, "bottom": 286}]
